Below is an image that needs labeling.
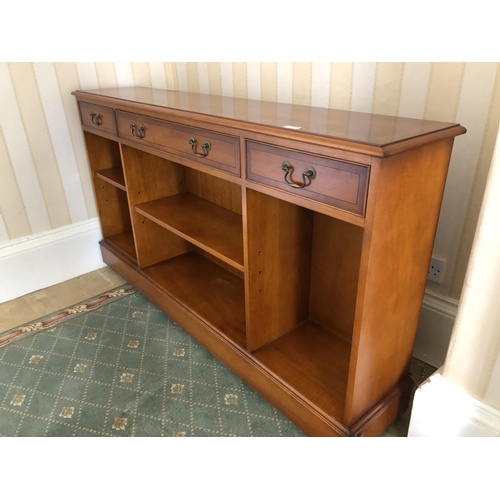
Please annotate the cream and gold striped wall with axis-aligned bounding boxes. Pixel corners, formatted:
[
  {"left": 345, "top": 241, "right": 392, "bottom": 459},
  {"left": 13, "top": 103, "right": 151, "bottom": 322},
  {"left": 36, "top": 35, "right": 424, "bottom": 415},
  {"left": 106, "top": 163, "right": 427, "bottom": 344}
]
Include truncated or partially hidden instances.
[{"left": 1, "top": 62, "right": 499, "bottom": 301}]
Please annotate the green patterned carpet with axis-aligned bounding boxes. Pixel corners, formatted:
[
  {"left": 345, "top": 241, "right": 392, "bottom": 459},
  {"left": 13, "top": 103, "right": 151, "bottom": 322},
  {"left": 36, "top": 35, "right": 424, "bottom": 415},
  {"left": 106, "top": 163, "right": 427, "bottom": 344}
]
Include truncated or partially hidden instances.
[{"left": 0, "top": 287, "right": 304, "bottom": 437}]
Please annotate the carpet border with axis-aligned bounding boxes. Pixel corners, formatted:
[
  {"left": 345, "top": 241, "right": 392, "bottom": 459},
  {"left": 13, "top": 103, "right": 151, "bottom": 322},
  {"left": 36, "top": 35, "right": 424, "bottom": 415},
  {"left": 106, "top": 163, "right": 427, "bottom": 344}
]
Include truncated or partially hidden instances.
[{"left": 0, "top": 285, "right": 137, "bottom": 349}]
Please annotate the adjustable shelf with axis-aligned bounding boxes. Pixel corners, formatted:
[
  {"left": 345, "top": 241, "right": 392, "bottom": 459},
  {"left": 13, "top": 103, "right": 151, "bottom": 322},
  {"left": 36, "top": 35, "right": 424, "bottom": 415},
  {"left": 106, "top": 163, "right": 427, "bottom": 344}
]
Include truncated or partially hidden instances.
[
  {"left": 94, "top": 168, "right": 126, "bottom": 191},
  {"left": 135, "top": 193, "right": 244, "bottom": 272}
]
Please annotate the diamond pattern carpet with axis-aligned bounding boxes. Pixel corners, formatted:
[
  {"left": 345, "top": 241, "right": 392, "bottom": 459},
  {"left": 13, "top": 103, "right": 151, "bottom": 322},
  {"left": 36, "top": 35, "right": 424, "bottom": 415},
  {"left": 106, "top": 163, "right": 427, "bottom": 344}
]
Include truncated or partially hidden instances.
[{"left": 0, "top": 287, "right": 304, "bottom": 437}]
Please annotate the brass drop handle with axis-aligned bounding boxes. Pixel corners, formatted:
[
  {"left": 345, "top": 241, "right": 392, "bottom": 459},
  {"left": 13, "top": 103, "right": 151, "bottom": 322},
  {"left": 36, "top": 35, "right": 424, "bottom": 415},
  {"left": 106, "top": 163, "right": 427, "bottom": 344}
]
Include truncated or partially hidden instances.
[
  {"left": 189, "top": 137, "right": 211, "bottom": 158},
  {"left": 281, "top": 161, "right": 317, "bottom": 189},
  {"left": 90, "top": 112, "right": 103, "bottom": 125},
  {"left": 130, "top": 123, "right": 146, "bottom": 139}
]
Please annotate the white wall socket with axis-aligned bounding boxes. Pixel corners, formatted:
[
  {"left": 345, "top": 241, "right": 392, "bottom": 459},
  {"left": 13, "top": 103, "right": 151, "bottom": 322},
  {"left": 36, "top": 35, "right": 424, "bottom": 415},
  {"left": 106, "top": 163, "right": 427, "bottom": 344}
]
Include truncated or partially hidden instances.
[{"left": 428, "top": 257, "right": 445, "bottom": 283}]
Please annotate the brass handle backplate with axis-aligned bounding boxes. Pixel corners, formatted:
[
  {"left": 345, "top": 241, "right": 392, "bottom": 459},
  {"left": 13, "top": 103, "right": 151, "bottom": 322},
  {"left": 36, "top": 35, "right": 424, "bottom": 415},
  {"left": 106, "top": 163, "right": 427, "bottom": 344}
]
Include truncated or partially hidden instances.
[
  {"left": 130, "top": 123, "right": 146, "bottom": 139},
  {"left": 90, "top": 112, "right": 103, "bottom": 125},
  {"left": 189, "top": 137, "right": 211, "bottom": 158},
  {"left": 281, "top": 161, "right": 317, "bottom": 189}
]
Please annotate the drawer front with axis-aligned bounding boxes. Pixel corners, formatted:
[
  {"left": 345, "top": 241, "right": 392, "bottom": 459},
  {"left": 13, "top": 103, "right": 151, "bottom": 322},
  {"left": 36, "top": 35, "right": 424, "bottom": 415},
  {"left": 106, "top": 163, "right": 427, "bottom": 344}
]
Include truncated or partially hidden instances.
[
  {"left": 116, "top": 111, "right": 240, "bottom": 176},
  {"left": 247, "top": 141, "right": 368, "bottom": 216},
  {"left": 79, "top": 102, "right": 117, "bottom": 136}
]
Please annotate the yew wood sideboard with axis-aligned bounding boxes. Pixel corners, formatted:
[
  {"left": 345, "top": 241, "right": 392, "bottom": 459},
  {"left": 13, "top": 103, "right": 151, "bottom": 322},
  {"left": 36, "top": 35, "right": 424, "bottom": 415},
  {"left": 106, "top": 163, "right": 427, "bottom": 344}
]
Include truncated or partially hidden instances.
[{"left": 72, "top": 87, "right": 466, "bottom": 436}]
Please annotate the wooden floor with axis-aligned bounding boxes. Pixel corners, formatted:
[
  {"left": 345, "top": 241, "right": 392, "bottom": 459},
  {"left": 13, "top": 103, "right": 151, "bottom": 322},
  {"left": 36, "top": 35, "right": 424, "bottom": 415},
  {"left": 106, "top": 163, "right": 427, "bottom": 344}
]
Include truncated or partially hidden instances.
[{"left": 0, "top": 267, "right": 126, "bottom": 333}]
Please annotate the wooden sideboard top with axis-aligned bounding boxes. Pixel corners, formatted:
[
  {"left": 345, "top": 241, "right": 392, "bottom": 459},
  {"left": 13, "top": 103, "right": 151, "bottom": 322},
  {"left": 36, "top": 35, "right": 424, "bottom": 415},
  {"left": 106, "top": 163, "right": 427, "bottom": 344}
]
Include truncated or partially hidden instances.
[{"left": 73, "top": 87, "right": 466, "bottom": 157}]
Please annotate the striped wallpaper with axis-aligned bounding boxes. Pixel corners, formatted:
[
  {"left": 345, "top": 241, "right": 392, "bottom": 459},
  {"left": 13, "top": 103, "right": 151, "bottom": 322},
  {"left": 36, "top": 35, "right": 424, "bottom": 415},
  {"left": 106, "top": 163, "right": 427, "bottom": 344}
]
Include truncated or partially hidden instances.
[{"left": 1, "top": 62, "right": 499, "bottom": 302}]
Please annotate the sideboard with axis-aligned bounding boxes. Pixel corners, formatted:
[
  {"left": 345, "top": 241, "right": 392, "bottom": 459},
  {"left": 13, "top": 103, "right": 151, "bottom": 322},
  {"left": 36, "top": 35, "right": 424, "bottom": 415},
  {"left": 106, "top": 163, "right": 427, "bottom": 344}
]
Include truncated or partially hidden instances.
[{"left": 72, "top": 87, "right": 466, "bottom": 436}]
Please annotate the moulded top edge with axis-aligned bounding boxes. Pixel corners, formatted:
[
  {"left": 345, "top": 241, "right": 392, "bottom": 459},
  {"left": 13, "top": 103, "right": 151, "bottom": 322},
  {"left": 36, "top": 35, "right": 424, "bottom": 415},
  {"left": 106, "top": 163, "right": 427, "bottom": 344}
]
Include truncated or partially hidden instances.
[{"left": 73, "top": 87, "right": 466, "bottom": 153}]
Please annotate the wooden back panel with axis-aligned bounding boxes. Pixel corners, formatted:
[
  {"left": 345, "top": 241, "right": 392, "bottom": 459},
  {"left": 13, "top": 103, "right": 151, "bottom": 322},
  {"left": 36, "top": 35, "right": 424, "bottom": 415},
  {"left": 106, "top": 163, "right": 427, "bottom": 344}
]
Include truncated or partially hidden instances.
[
  {"left": 83, "top": 131, "right": 122, "bottom": 172},
  {"left": 309, "top": 213, "right": 364, "bottom": 341},
  {"left": 94, "top": 186, "right": 132, "bottom": 238},
  {"left": 185, "top": 168, "right": 242, "bottom": 214}
]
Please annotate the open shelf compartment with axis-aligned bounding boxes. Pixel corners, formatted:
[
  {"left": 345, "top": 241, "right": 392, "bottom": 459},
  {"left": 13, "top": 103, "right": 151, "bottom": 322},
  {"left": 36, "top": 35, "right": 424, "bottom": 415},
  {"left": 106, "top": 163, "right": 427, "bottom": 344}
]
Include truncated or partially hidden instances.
[
  {"left": 135, "top": 192, "right": 243, "bottom": 271},
  {"left": 84, "top": 131, "right": 137, "bottom": 265},
  {"left": 115, "top": 145, "right": 246, "bottom": 346},
  {"left": 245, "top": 188, "right": 364, "bottom": 420},
  {"left": 119, "top": 144, "right": 243, "bottom": 272}
]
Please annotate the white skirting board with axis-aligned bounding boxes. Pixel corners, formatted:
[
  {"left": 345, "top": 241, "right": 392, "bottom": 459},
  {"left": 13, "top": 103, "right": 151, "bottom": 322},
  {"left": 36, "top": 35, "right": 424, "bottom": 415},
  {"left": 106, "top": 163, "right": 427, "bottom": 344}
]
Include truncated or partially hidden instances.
[
  {"left": 408, "top": 372, "right": 500, "bottom": 437},
  {"left": 0, "top": 219, "right": 105, "bottom": 304},
  {"left": 413, "top": 291, "right": 459, "bottom": 368}
]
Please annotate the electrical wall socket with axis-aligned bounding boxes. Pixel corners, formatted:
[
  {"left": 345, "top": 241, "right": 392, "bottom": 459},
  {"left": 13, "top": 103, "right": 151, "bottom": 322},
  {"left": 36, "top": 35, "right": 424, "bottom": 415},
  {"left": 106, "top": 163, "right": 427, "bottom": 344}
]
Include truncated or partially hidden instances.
[{"left": 428, "top": 257, "right": 445, "bottom": 283}]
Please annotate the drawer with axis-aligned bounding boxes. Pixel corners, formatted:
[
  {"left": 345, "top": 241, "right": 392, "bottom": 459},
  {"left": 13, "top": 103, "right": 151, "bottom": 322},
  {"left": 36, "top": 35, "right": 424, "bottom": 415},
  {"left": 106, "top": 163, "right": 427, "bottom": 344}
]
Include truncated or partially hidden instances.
[
  {"left": 246, "top": 141, "right": 368, "bottom": 216},
  {"left": 116, "top": 111, "right": 240, "bottom": 176},
  {"left": 79, "top": 102, "right": 117, "bottom": 136}
]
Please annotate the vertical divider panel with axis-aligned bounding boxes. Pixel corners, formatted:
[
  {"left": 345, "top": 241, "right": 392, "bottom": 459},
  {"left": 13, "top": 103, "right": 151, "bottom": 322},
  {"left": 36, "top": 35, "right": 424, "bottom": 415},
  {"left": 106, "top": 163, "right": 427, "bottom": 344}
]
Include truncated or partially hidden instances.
[
  {"left": 242, "top": 185, "right": 250, "bottom": 345},
  {"left": 245, "top": 189, "right": 313, "bottom": 352},
  {"left": 119, "top": 144, "right": 193, "bottom": 268}
]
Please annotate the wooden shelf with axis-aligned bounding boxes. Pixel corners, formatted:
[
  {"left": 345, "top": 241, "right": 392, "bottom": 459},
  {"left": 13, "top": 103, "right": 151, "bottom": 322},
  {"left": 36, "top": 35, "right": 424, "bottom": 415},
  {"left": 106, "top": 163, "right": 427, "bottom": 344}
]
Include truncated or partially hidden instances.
[
  {"left": 106, "top": 232, "right": 137, "bottom": 264},
  {"left": 135, "top": 193, "right": 244, "bottom": 272},
  {"left": 143, "top": 251, "right": 246, "bottom": 348},
  {"left": 94, "top": 168, "right": 126, "bottom": 191},
  {"left": 253, "top": 320, "right": 351, "bottom": 421}
]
